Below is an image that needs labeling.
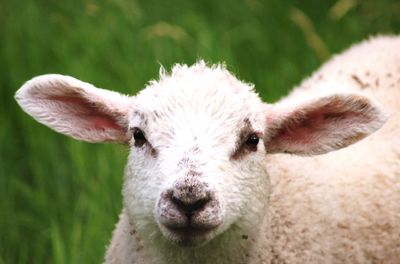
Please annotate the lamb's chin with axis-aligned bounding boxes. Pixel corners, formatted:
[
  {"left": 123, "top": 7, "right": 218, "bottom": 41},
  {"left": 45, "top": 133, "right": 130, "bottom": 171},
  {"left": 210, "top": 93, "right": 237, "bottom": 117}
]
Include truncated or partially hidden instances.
[{"left": 159, "top": 224, "right": 220, "bottom": 247}]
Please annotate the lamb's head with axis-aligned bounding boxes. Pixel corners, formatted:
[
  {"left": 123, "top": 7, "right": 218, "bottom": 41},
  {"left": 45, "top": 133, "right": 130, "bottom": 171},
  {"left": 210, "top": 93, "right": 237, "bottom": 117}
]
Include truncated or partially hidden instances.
[
  {"left": 123, "top": 63, "right": 269, "bottom": 246},
  {"left": 15, "top": 62, "right": 387, "bottom": 247}
]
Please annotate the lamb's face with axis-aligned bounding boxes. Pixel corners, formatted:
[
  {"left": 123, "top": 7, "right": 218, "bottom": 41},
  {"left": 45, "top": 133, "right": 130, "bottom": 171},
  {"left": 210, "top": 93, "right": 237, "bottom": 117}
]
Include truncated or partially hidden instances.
[{"left": 123, "top": 64, "right": 270, "bottom": 246}]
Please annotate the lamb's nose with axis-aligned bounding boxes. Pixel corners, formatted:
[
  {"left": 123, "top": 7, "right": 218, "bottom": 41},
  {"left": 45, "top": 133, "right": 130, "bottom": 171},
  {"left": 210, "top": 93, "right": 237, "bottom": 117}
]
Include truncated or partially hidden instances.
[
  {"left": 168, "top": 179, "right": 213, "bottom": 216},
  {"left": 157, "top": 180, "right": 221, "bottom": 230},
  {"left": 170, "top": 195, "right": 211, "bottom": 216}
]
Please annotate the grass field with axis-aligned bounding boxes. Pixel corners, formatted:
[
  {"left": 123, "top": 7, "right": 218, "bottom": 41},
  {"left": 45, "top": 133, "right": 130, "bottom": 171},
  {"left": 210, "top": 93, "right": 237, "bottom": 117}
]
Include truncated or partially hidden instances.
[{"left": 0, "top": 0, "right": 399, "bottom": 263}]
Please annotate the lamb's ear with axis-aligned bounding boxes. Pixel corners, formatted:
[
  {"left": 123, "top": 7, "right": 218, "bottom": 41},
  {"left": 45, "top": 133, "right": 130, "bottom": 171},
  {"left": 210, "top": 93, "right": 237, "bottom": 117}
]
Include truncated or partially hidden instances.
[
  {"left": 264, "top": 94, "right": 387, "bottom": 155},
  {"left": 15, "top": 74, "right": 132, "bottom": 143}
]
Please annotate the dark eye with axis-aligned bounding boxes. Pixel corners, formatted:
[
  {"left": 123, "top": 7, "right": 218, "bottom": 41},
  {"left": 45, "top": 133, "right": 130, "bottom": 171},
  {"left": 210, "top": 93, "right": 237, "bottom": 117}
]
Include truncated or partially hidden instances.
[
  {"left": 132, "top": 128, "right": 147, "bottom": 147},
  {"left": 245, "top": 133, "right": 259, "bottom": 151}
]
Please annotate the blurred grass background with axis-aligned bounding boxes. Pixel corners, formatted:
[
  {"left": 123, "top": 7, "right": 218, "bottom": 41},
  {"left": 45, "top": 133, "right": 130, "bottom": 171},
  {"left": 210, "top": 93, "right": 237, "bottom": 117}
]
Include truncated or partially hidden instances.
[{"left": 0, "top": 0, "right": 399, "bottom": 263}]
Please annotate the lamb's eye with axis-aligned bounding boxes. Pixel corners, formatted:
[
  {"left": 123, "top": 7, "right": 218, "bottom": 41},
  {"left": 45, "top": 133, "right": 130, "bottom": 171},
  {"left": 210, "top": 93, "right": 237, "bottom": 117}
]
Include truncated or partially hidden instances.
[
  {"left": 245, "top": 133, "right": 259, "bottom": 150},
  {"left": 132, "top": 128, "right": 147, "bottom": 147}
]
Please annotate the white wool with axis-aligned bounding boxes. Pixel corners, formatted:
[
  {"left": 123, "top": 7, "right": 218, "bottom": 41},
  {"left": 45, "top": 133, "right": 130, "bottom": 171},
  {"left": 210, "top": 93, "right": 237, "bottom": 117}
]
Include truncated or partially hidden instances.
[{"left": 15, "top": 36, "right": 400, "bottom": 264}]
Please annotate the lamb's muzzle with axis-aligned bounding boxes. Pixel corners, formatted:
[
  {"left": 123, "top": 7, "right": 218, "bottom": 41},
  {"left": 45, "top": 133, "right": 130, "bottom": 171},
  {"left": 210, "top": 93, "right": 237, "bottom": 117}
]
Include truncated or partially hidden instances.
[{"left": 156, "top": 179, "right": 222, "bottom": 246}]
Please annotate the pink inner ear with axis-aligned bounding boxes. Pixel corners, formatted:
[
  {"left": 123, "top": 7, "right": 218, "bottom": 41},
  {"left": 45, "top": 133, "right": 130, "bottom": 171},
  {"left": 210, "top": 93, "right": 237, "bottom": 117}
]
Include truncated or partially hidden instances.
[
  {"left": 90, "top": 116, "right": 123, "bottom": 130},
  {"left": 267, "top": 104, "right": 368, "bottom": 154},
  {"left": 270, "top": 111, "right": 320, "bottom": 146},
  {"left": 48, "top": 95, "right": 124, "bottom": 131},
  {"left": 273, "top": 107, "right": 347, "bottom": 144}
]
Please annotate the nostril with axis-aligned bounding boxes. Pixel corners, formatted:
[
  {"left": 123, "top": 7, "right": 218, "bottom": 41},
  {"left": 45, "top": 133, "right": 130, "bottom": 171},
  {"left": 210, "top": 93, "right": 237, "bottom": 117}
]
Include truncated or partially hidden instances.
[{"left": 171, "top": 196, "right": 211, "bottom": 216}]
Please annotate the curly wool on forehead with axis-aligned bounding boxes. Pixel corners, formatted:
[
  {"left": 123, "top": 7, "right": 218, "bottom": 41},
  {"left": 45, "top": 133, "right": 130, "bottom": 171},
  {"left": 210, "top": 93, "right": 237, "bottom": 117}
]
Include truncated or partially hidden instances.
[
  {"left": 135, "top": 61, "right": 263, "bottom": 117},
  {"left": 159, "top": 61, "right": 253, "bottom": 92}
]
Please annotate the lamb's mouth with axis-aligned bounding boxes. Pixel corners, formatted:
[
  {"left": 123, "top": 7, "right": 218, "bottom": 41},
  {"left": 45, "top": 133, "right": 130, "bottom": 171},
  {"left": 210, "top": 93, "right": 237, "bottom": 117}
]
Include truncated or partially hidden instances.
[{"left": 160, "top": 223, "right": 221, "bottom": 246}]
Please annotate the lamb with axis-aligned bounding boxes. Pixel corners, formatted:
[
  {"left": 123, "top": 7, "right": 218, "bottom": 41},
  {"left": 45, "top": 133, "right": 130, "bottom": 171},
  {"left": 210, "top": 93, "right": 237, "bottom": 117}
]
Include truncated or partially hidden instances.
[{"left": 15, "top": 35, "right": 400, "bottom": 264}]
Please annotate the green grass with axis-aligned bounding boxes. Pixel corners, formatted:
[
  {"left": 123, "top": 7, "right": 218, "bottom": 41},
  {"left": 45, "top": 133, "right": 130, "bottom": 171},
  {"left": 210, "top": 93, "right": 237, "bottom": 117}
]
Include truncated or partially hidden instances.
[{"left": 0, "top": 0, "right": 398, "bottom": 263}]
